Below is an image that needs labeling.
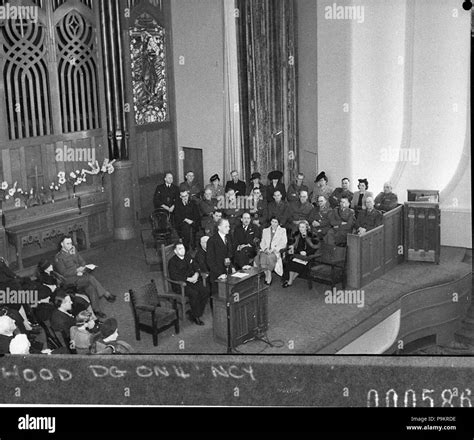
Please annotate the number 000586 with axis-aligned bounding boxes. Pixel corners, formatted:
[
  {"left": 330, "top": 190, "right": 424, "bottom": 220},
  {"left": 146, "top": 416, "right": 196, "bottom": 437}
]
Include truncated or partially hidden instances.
[{"left": 367, "top": 388, "right": 472, "bottom": 407}]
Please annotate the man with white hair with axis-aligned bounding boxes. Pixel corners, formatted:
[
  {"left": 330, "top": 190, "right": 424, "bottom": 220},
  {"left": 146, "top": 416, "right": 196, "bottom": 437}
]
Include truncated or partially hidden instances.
[
  {"left": 355, "top": 197, "right": 383, "bottom": 235},
  {"left": 374, "top": 182, "right": 398, "bottom": 212},
  {"left": 0, "top": 314, "right": 17, "bottom": 354}
]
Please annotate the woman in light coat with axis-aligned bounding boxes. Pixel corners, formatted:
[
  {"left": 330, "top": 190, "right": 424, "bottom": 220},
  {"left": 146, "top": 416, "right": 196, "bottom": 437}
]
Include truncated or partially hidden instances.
[{"left": 254, "top": 216, "right": 288, "bottom": 285}]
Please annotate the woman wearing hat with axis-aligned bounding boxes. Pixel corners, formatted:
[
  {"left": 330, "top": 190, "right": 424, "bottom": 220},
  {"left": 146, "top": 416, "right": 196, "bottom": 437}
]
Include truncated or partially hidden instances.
[
  {"left": 266, "top": 170, "right": 286, "bottom": 201},
  {"left": 246, "top": 172, "right": 267, "bottom": 200},
  {"left": 310, "top": 171, "right": 334, "bottom": 205},
  {"left": 282, "top": 220, "right": 319, "bottom": 288},
  {"left": 90, "top": 317, "right": 133, "bottom": 354},
  {"left": 205, "top": 174, "right": 225, "bottom": 201},
  {"left": 351, "top": 178, "right": 373, "bottom": 217}
]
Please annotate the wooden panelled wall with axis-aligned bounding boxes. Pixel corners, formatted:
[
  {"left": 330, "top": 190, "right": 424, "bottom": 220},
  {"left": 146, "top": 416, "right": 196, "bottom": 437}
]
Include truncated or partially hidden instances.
[
  {"left": 123, "top": 0, "right": 178, "bottom": 219},
  {"left": 0, "top": 0, "right": 112, "bottom": 262}
]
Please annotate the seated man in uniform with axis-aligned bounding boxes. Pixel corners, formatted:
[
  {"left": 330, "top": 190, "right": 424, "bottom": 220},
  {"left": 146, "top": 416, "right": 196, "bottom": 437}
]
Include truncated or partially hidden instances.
[
  {"left": 198, "top": 187, "right": 217, "bottom": 224},
  {"left": 326, "top": 197, "right": 355, "bottom": 246},
  {"left": 233, "top": 212, "right": 261, "bottom": 269},
  {"left": 153, "top": 172, "right": 179, "bottom": 213},
  {"left": 374, "top": 182, "right": 398, "bottom": 213},
  {"left": 288, "top": 190, "right": 313, "bottom": 233},
  {"left": 54, "top": 235, "right": 115, "bottom": 318},
  {"left": 222, "top": 189, "right": 244, "bottom": 233},
  {"left": 168, "top": 243, "right": 209, "bottom": 326},
  {"left": 355, "top": 197, "right": 383, "bottom": 235},
  {"left": 265, "top": 190, "right": 290, "bottom": 228},
  {"left": 174, "top": 190, "right": 200, "bottom": 250},
  {"left": 329, "top": 177, "right": 354, "bottom": 209},
  {"left": 286, "top": 173, "right": 309, "bottom": 203},
  {"left": 179, "top": 171, "right": 202, "bottom": 203},
  {"left": 308, "top": 195, "right": 332, "bottom": 242}
]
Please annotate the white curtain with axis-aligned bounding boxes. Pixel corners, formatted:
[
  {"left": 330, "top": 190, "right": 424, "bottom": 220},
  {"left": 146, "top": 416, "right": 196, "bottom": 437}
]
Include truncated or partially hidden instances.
[{"left": 223, "top": 0, "right": 243, "bottom": 180}]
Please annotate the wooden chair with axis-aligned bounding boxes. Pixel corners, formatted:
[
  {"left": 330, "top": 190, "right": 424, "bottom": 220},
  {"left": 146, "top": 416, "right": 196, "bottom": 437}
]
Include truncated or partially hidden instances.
[
  {"left": 150, "top": 209, "right": 173, "bottom": 244},
  {"left": 129, "top": 279, "right": 179, "bottom": 346},
  {"left": 307, "top": 242, "right": 347, "bottom": 290}
]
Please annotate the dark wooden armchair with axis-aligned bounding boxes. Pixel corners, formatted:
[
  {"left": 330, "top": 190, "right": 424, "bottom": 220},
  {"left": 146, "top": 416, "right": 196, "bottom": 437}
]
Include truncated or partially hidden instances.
[
  {"left": 129, "top": 279, "right": 179, "bottom": 347},
  {"left": 150, "top": 209, "right": 173, "bottom": 244},
  {"left": 307, "top": 242, "right": 347, "bottom": 290}
]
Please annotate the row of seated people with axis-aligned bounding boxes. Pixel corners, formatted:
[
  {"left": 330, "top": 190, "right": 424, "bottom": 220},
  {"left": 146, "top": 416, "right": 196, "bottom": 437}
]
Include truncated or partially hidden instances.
[
  {"left": 156, "top": 182, "right": 392, "bottom": 252},
  {"left": 154, "top": 169, "right": 398, "bottom": 213},
  {"left": 0, "top": 236, "right": 129, "bottom": 355}
]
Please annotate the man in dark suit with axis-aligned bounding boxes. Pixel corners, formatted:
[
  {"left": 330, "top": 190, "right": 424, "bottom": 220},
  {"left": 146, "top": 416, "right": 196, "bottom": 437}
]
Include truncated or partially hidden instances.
[
  {"left": 225, "top": 170, "right": 246, "bottom": 197},
  {"left": 355, "top": 197, "right": 383, "bottom": 234},
  {"left": 153, "top": 172, "right": 180, "bottom": 213},
  {"left": 174, "top": 190, "right": 200, "bottom": 250},
  {"left": 168, "top": 243, "right": 209, "bottom": 325},
  {"left": 206, "top": 219, "right": 235, "bottom": 288},
  {"left": 233, "top": 212, "right": 261, "bottom": 269}
]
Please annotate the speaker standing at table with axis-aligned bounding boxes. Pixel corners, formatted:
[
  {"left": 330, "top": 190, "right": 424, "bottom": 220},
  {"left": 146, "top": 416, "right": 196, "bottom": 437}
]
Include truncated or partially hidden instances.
[{"left": 206, "top": 218, "right": 235, "bottom": 288}]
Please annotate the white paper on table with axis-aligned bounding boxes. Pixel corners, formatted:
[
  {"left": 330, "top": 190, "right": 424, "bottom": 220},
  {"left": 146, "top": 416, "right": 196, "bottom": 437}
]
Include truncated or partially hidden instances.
[
  {"left": 231, "top": 272, "right": 250, "bottom": 279},
  {"left": 85, "top": 264, "right": 97, "bottom": 270},
  {"left": 292, "top": 258, "right": 308, "bottom": 266}
]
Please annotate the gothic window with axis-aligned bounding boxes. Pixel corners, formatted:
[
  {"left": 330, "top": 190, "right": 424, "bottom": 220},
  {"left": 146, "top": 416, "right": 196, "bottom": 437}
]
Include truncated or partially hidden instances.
[
  {"left": 129, "top": 13, "right": 169, "bottom": 125},
  {"left": 0, "top": 16, "right": 52, "bottom": 140},
  {"left": 56, "top": 10, "right": 101, "bottom": 132}
]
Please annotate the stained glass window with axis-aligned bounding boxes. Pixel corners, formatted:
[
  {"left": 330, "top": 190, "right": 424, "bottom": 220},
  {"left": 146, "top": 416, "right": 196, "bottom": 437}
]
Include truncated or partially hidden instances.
[{"left": 129, "top": 13, "right": 168, "bottom": 125}]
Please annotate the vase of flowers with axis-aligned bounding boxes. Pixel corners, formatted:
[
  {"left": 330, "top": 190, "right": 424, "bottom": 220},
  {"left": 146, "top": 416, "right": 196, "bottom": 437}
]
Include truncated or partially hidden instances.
[
  {"left": 49, "top": 182, "right": 61, "bottom": 203},
  {"left": 62, "top": 170, "right": 87, "bottom": 199},
  {"left": 84, "top": 159, "right": 116, "bottom": 192}
]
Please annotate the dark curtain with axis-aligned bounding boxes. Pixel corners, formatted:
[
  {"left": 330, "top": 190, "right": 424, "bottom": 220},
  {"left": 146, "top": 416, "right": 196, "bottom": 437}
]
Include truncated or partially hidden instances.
[{"left": 237, "top": 0, "right": 297, "bottom": 185}]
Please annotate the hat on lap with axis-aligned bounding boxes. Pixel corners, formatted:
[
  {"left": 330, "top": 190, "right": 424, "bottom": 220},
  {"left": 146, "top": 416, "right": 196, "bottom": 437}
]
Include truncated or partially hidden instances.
[{"left": 100, "top": 318, "right": 118, "bottom": 339}]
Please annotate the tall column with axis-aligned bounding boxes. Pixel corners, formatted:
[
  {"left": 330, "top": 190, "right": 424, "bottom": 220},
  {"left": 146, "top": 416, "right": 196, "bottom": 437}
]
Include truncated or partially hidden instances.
[{"left": 99, "top": 0, "right": 135, "bottom": 240}]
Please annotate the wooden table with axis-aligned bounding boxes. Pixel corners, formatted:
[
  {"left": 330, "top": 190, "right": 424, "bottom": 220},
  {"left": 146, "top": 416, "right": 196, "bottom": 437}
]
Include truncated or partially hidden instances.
[{"left": 214, "top": 268, "right": 268, "bottom": 352}]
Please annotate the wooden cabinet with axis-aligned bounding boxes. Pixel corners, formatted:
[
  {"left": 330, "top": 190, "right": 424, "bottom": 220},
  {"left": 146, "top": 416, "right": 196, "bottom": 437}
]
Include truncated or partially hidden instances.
[
  {"left": 213, "top": 269, "right": 268, "bottom": 352},
  {"left": 404, "top": 202, "right": 441, "bottom": 264}
]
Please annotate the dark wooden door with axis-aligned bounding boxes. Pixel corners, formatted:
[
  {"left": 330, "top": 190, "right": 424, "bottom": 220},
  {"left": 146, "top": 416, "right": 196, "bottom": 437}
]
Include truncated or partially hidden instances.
[{"left": 183, "top": 147, "right": 204, "bottom": 189}]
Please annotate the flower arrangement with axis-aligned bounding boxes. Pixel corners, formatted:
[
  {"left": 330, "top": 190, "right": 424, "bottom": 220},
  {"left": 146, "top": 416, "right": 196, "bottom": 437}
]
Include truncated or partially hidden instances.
[
  {"left": 0, "top": 158, "right": 114, "bottom": 210},
  {"left": 49, "top": 181, "right": 61, "bottom": 203},
  {"left": 84, "top": 159, "right": 116, "bottom": 191},
  {"left": 61, "top": 170, "right": 88, "bottom": 198}
]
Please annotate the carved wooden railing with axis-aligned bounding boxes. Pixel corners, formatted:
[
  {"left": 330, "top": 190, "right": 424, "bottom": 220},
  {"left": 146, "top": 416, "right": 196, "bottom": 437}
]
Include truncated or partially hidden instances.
[{"left": 346, "top": 205, "right": 404, "bottom": 289}]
